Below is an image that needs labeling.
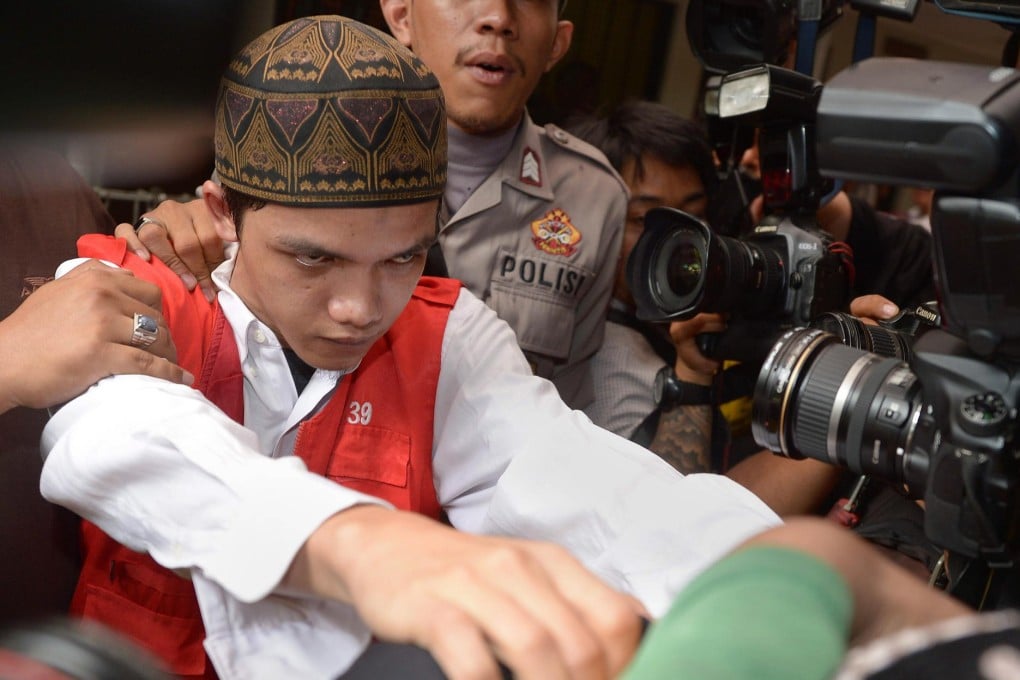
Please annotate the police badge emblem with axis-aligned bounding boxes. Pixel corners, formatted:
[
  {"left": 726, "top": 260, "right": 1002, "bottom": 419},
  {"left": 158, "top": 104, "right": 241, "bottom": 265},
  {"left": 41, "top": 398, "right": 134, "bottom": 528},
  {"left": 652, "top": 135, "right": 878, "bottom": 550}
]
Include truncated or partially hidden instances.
[{"left": 531, "top": 208, "right": 581, "bottom": 256}]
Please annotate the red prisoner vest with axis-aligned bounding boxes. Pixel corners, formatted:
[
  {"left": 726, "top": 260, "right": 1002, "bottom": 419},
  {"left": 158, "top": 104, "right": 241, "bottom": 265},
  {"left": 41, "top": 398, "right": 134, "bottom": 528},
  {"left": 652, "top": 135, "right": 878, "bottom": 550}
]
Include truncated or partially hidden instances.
[{"left": 69, "top": 234, "right": 459, "bottom": 676}]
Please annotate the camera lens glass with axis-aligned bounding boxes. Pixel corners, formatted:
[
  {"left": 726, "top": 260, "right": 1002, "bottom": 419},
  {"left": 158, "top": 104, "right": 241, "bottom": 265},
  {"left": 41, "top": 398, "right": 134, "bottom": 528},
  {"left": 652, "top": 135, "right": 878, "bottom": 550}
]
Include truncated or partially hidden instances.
[
  {"left": 666, "top": 242, "right": 704, "bottom": 298},
  {"left": 753, "top": 327, "right": 929, "bottom": 492},
  {"left": 629, "top": 207, "right": 788, "bottom": 322}
]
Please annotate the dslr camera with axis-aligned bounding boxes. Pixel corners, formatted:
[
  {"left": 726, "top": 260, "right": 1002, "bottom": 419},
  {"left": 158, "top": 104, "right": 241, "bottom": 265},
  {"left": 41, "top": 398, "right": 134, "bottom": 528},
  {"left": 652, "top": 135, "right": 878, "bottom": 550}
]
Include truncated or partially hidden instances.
[
  {"left": 626, "top": 0, "right": 935, "bottom": 367},
  {"left": 753, "top": 57, "right": 1020, "bottom": 608},
  {"left": 627, "top": 62, "right": 853, "bottom": 364}
]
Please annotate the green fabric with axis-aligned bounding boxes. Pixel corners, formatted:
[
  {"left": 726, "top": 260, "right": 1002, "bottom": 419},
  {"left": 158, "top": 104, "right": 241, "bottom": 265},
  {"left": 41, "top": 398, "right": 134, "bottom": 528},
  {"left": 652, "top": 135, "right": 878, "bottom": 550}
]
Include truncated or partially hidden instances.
[{"left": 623, "top": 546, "right": 853, "bottom": 680}]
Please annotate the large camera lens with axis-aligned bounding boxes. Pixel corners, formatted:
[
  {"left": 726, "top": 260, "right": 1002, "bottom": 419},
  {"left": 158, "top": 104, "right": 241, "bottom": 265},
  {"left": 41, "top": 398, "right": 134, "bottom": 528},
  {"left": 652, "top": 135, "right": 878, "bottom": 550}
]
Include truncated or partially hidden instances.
[
  {"left": 812, "top": 312, "right": 913, "bottom": 360},
  {"left": 628, "top": 207, "right": 785, "bottom": 321},
  {"left": 753, "top": 327, "right": 930, "bottom": 493}
]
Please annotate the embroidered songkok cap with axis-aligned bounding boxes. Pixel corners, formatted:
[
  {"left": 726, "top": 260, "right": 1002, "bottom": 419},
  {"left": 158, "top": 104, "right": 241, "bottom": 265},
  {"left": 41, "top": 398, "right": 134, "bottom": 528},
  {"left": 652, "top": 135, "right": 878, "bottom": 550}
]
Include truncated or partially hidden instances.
[{"left": 214, "top": 15, "right": 446, "bottom": 207}]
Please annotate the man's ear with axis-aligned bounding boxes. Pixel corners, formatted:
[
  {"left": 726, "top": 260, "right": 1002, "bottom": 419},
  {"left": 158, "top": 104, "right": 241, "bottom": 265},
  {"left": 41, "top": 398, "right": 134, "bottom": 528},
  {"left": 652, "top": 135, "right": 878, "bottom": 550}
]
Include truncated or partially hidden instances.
[
  {"left": 201, "top": 181, "right": 239, "bottom": 243},
  {"left": 545, "top": 20, "right": 574, "bottom": 73},
  {"left": 379, "top": 0, "right": 413, "bottom": 48}
]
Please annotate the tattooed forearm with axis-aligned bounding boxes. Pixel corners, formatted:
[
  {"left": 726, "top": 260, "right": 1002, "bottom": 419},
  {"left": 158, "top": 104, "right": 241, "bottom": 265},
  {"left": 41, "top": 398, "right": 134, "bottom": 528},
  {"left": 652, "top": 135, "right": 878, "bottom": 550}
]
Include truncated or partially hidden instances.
[{"left": 648, "top": 404, "right": 713, "bottom": 474}]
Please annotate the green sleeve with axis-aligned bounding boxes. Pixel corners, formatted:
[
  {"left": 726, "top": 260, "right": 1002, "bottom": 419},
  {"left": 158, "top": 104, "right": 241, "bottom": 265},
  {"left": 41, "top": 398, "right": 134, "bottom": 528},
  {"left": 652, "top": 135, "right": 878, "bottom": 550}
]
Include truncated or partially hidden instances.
[{"left": 623, "top": 546, "right": 853, "bottom": 680}]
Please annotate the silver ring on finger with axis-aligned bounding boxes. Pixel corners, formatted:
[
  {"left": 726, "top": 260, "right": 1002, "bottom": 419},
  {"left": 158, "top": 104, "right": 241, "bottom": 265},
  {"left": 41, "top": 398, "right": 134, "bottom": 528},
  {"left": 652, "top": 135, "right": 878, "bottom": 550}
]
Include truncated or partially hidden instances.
[
  {"left": 130, "top": 313, "right": 159, "bottom": 348},
  {"left": 134, "top": 215, "right": 168, "bottom": 234}
]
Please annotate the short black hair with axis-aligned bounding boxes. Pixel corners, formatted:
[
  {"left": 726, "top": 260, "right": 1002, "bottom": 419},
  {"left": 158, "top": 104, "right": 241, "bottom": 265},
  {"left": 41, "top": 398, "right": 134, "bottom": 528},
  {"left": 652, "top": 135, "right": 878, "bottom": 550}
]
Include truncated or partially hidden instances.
[
  {"left": 222, "top": 185, "right": 266, "bottom": 234},
  {"left": 565, "top": 100, "right": 718, "bottom": 204}
]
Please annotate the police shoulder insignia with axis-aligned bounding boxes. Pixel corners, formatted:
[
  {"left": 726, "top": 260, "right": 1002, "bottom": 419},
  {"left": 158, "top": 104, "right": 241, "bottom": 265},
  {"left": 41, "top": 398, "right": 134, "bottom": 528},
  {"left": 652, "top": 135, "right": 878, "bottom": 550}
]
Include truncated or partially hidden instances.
[
  {"left": 520, "top": 147, "right": 542, "bottom": 186},
  {"left": 531, "top": 208, "right": 581, "bottom": 256}
]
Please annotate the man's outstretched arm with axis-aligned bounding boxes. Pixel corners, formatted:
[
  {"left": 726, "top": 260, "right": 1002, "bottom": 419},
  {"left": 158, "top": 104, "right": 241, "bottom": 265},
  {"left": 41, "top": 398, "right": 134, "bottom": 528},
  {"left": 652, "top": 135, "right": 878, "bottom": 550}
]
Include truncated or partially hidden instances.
[
  {"left": 623, "top": 517, "right": 971, "bottom": 680},
  {"left": 41, "top": 374, "right": 645, "bottom": 680}
]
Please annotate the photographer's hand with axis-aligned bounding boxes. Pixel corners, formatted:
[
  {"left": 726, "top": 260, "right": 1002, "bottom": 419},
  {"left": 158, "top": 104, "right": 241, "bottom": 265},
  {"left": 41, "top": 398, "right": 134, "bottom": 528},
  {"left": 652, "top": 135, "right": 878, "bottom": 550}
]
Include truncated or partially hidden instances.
[
  {"left": 640, "top": 314, "right": 724, "bottom": 475},
  {"left": 668, "top": 313, "right": 724, "bottom": 384},
  {"left": 849, "top": 295, "right": 899, "bottom": 326},
  {"left": 815, "top": 191, "right": 852, "bottom": 242}
]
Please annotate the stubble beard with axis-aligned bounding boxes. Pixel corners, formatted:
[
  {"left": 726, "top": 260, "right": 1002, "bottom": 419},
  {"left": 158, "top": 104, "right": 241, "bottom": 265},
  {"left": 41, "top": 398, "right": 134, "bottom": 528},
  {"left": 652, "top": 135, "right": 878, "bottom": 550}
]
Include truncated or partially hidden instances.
[{"left": 446, "top": 102, "right": 524, "bottom": 137}]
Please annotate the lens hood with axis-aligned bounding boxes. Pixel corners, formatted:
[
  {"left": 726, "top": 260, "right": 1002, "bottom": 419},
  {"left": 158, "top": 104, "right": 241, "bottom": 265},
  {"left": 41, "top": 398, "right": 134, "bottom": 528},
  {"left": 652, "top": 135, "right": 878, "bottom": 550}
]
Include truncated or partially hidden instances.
[{"left": 627, "top": 207, "right": 715, "bottom": 322}]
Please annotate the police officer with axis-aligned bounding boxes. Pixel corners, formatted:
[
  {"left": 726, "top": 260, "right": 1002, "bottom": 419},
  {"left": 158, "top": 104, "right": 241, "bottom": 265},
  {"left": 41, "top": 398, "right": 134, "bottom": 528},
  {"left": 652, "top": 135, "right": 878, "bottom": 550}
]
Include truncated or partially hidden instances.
[{"left": 380, "top": 0, "right": 625, "bottom": 410}]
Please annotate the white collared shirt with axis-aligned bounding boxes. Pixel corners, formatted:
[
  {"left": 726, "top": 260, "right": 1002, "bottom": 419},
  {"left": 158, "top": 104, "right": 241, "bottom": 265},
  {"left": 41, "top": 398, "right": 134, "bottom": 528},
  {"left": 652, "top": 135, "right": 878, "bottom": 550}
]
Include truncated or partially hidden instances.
[
  {"left": 41, "top": 254, "right": 780, "bottom": 679},
  {"left": 212, "top": 248, "right": 346, "bottom": 457}
]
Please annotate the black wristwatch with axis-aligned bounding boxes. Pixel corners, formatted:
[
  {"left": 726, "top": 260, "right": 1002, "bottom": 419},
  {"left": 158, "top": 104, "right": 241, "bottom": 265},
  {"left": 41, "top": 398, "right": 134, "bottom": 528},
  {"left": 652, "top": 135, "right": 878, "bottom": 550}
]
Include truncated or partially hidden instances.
[{"left": 653, "top": 366, "right": 713, "bottom": 407}]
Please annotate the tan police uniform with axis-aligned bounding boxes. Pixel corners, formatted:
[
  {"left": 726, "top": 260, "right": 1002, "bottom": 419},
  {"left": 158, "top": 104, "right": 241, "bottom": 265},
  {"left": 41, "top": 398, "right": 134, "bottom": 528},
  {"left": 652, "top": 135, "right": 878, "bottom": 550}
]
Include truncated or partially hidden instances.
[{"left": 438, "top": 114, "right": 627, "bottom": 411}]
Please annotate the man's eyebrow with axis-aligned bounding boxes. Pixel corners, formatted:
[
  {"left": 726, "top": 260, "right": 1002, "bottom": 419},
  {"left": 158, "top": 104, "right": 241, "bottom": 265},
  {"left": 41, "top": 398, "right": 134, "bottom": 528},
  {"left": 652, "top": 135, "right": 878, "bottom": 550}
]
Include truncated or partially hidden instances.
[
  {"left": 400, "top": 233, "right": 438, "bottom": 258},
  {"left": 275, "top": 233, "right": 437, "bottom": 261}
]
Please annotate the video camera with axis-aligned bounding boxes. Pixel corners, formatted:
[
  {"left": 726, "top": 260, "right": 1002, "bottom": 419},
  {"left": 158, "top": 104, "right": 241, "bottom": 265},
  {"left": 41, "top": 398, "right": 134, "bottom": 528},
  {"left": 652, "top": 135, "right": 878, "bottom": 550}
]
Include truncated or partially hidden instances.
[{"left": 752, "top": 56, "right": 1020, "bottom": 608}]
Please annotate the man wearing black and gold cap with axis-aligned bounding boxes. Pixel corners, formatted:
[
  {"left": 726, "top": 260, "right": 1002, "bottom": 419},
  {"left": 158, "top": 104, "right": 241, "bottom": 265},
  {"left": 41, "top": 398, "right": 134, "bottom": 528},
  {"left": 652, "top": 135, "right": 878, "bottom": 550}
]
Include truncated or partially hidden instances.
[
  {"left": 123, "top": 0, "right": 627, "bottom": 421},
  {"left": 42, "top": 15, "right": 779, "bottom": 680}
]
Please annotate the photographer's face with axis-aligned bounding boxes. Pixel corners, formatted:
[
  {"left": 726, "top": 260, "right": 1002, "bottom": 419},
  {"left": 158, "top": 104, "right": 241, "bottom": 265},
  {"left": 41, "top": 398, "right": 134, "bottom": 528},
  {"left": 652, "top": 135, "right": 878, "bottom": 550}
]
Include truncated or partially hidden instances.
[
  {"left": 381, "top": 0, "right": 573, "bottom": 135},
  {"left": 615, "top": 154, "right": 707, "bottom": 307}
]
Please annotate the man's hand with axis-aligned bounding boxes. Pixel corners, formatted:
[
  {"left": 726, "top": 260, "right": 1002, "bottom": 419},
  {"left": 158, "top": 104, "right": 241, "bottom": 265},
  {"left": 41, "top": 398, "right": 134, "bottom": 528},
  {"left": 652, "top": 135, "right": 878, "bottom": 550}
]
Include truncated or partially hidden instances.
[
  {"left": 637, "top": 314, "right": 724, "bottom": 475},
  {"left": 849, "top": 294, "right": 900, "bottom": 326},
  {"left": 114, "top": 184, "right": 225, "bottom": 302},
  {"left": 285, "top": 505, "right": 646, "bottom": 680},
  {"left": 668, "top": 313, "right": 725, "bottom": 384},
  {"left": 0, "top": 261, "right": 190, "bottom": 414},
  {"left": 814, "top": 191, "right": 852, "bottom": 242}
]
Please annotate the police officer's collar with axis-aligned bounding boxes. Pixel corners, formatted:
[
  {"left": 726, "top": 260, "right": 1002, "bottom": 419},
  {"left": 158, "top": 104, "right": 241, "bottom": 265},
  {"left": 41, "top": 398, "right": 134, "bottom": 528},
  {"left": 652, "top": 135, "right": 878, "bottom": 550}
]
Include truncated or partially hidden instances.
[
  {"left": 443, "top": 113, "right": 554, "bottom": 224},
  {"left": 445, "top": 123, "right": 516, "bottom": 215},
  {"left": 500, "top": 113, "right": 555, "bottom": 202}
]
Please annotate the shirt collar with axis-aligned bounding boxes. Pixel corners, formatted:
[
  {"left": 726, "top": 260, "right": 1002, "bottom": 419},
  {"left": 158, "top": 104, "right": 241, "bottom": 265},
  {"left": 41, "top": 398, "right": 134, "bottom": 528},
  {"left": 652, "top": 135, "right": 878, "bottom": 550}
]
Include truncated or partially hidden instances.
[
  {"left": 211, "top": 244, "right": 347, "bottom": 382},
  {"left": 444, "top": 112, "right": 555, "bottom": 224},
  {"left": 494, "top": 112, "right": 555, "bottom": 202}
]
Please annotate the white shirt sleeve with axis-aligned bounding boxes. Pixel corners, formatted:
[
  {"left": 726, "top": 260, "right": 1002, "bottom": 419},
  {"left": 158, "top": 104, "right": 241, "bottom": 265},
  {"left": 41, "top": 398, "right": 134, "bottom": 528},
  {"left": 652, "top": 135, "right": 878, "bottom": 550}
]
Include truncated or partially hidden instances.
[
  {"left": 430, "top": 288, "right": 545, "bottom": 532},
  {"left": 39, "top": 285, "right": 781, "bottom": 677},
  {"left": 433, "top": 289, "right": 782, "bottom": 617},
  {"left": 40, "top": 376, "right": 387, "bottom": 678},
  {"left": 39, "top": 375, "right": 385, "bottom": 604}
]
